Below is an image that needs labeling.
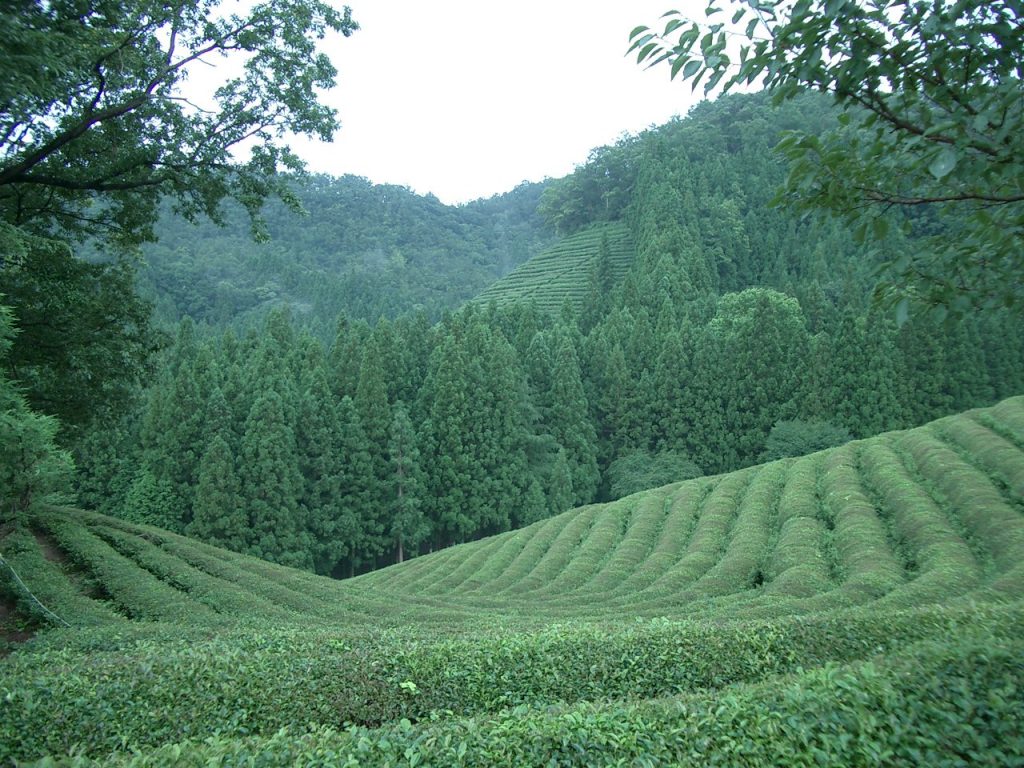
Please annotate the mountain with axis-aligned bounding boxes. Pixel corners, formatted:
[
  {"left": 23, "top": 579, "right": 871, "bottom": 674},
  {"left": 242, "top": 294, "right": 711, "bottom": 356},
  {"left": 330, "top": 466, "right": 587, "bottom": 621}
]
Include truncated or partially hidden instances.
[
  {"left": 3, "top": 397, "right": 1023, "bottom": 764},
  {"left": 134, "top": 175, "right": 554, "bottom": 331}
]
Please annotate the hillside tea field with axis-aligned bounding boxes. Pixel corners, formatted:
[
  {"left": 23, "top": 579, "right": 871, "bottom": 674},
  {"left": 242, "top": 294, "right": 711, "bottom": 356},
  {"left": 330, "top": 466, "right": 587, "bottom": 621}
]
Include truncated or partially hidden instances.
[
  {"left": 2, "top": 398, "right": 1024, "bottom": 765},
  {"left": 473, "top": 222, "right": 634, "bottom": 314}
]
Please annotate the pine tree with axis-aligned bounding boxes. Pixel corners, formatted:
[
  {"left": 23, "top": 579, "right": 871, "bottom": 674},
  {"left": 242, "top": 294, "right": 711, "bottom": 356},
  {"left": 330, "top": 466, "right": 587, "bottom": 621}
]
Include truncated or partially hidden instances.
[
  {"left": 238, "top": 389, "right": 312, "bottom": 570},
  {"left": 580, "top": 231, "right": 616, "bottom": 333},
  {"left": 548, "top": 335, "right": 600, "bottom": 505},
  {"left": 0, "top": 303, "right": 73, "bottom": 520},
  {"left": 387, "top": 402, "right": 429, "bottom": 563},
  {"left": 418, "top": 334, "right": 474, "bottom": 546},
  {"left": 121, "top": 468, "right": 181, "bottom": 531},
  {"left": 355, "top": 334, "right": 392, "bottom": 559},
  {"left": 520, "top": 478, "right": 549, "bottom": 527},
  {"left": 296, "top": 363, "right": 349, "bottom": 575},
  {"left": 335, "top": 395, "right": 376, "bottom": 575},
  {"left": 546, "top": 447, "right": 575, "bottom": 516},
  {"left": 188, "top": 434, "right": 247, "bottom": 551},
  {"left": 328, "top": 315, "right": 369, "bottom": 401},
  {"left": 693, "top": 288, "right": 811, "bottom": 473}
]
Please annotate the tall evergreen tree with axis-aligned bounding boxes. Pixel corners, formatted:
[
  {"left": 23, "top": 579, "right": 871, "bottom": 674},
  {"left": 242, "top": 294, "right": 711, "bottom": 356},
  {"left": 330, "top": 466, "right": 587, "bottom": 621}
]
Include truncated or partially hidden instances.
[
  {"left": 546, "top": 447, "right": 575, "bottom": 516},
  {"left": 691, "top": 288, "right": 811, "bottom": 473},
  {"left": 296, "top": 364, "right": 349, "bottom": 575},
  {"left": 238, "top": 389, "right": 312, "bottom": 570},
  {"left": 387, "top": 402, "right": 429, "bottom": 563},
  {"left": 355, "top": 334, "right": 392, "bottom": 559},
  {"left": 188, "top": 434, "right": 247, "bottom": 551},
  {"left": 335, "top": 395, "right": 376, "bottom": 576},
  {"left": 548, "top": 335, "right": 600, "bottom": 505}
]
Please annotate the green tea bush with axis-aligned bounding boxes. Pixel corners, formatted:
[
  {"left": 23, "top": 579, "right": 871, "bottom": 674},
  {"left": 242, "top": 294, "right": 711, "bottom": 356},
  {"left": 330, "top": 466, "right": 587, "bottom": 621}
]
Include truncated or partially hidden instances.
[
  {"left": 936, "top": 417, "right": 1024, "bottom": 503},
  {"left": 859, "top": 441, "right": 981, "bottom": 604},
  {"left": 25, "top": 621, "right": 1024, "bottom": 767},
  {"left": 0, "top": 525, "right": 122, "bottom": 628},
  {"left": 498, "top": 505, "right": 602, "bottom": 596},
  {"left": 610, "top": 480, "right": 709, "bottom": 596},
  {"left": 820, "top": 445, "right": 905, "bottom": 600},
  {"left": 4, "top": 604, "right": 1021, "bottom": 764},
  {"left": 33, "top": 512, "right": 217, "bottom": 624},
  {"left": 899, "top": 430, "right": 1024, "bottom": 595}
]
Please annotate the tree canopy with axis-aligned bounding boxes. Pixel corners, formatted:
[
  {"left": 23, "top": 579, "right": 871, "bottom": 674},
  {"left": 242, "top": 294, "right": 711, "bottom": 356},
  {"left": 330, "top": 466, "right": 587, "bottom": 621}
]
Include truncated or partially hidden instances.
[
  {"left": 1, "top": 0, "right": 357, "bottom": 438},
  {"left": 1, "top": 0, "right": 357, "bottom": 248},
  {"left": 630, "top": 0, "right": 1024, "bottom": 314}
]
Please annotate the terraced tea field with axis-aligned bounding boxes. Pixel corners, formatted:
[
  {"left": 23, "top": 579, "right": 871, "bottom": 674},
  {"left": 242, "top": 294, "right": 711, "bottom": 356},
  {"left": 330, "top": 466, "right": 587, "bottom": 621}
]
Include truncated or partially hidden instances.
[
  {"left": 473, "top": 222, "right": 634, "bottom": 313},
  {"left": 2, "top": 398, "right": 1024, "bottom": 765}
]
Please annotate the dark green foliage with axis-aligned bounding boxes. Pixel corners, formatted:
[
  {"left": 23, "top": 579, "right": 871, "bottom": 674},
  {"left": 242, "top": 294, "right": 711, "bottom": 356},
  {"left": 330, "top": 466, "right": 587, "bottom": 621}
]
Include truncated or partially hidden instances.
[
  {"left": 2, "top": 606, "right": 1022, "bottom": 765},
  {"left": 238, "top": 390, "right": 311, "bottom": 570},
  {"left": 607, "top": 449, "right": 702, "bottom": 500},
  {"left": 187, "top": 435, "right": 246, "bottom": 552},
  {"left": 0, "top": 239, "right": 160, "bottom": 433},
  {"left": 3, "top": 400, "right": 1024, "bottom": 763},
  {"left": 120, "top": 469, "right": 182, "bottom": 533},
  {"left": 333, "top": 396, "right": 375, "bottom": 574},
  {"left": 760, "top": 420, "right": 853, "bottom": 462},
  {"left": 387, "top": 402, "right": 429, "bottom": 563},
  {"left": 0, "top": 1, "right": 357, "bottom": 247},
  {"left": 546, "top": 448, "right": 575, "bottom": 516},
  {"left": 138, "top": 176, "right": 553, "bottom": 328},
  {"left": 67, "top": 89, "right": 1024, "bottom": 578},
  {"left": 295, "top": 364, "right": 347, "bottom": 575},
  {"left": 0, "top": 302, "right": 73, "bottom": 520},
  {"left": 632, "top": 1, "right": 1024, "bottom": 313},
  {"left": 690, "top": 288, "right": 811, "bottom": 473},
  {"left": 473, "top": 223, "right": 634, "bottom": 316},
  {"left": 546, "top": 334, "right": 599, "bottom": 506}
]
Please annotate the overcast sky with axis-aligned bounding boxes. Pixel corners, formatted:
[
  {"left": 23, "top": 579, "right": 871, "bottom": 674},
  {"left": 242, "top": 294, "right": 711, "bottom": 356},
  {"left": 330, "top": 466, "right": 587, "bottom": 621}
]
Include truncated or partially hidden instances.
[{"left": 286, "top": 0, "right": 707, "bottom": 204}]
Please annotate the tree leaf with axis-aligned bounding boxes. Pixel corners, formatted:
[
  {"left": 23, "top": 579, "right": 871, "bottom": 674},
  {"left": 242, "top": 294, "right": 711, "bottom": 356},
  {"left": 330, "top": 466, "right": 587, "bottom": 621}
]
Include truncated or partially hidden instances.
[
  {"left": 928, "top": 147, "right": 957, "bottom": 179},
  {"left": 895, "top": 297, "right": 910, "bottom": 327}
]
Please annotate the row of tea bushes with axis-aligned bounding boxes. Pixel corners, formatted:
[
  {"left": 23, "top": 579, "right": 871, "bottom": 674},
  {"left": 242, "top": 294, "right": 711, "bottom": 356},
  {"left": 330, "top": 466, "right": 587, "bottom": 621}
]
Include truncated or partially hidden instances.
[
  {"left": 26, "top": 624, "right": 1024, "bottom": 767},
  {"left": 5, "top": 603, "right": 1022, "bottom": 763}
]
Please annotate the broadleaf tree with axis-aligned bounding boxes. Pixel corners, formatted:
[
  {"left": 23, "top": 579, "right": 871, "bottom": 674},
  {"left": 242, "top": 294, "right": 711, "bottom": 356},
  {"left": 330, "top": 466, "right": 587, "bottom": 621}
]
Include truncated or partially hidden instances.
[
  {"left": 0, "top": 0, "right": 358, "bottom": 456},
  {"left": 0, "top": 0, "right": 358, "bottom": 246},
  {"left": 629, "top": 0, "right": 1024, "bottom": 314}
]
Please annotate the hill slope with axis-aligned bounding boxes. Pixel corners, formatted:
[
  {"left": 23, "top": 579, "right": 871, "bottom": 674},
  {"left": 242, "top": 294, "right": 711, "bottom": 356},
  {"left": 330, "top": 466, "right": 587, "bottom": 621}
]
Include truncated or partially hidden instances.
[
  {"left": 9, "top": 396, "right": 1021, "bottom": 630},
  {"left": 472, "top": 222, "right": 634, "bottom": 314},
  {"left": 2, "top": 397, "right": 1023, "bottom": 764}
]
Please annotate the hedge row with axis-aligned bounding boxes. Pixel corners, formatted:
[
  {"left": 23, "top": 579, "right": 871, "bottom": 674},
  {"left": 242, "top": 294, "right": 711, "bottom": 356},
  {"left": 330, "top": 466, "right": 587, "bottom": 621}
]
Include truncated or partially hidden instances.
[
  {"left": 26, "top": 623, "right": 1024, "bottom": 767},
  {"left": 29, "top": 511, "right": 218, "bottom": 625},
  {"left": 4, "top": 603, "right": 1021, "bottom": 763},
  {"left": 0, "top": 525, "right": 123, "bottom": 629}
]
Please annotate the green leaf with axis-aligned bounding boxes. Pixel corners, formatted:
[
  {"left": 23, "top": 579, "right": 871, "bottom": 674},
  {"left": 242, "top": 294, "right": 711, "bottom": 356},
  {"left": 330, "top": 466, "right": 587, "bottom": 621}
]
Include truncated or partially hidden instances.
[
  {"left": 894, "top": 298, "right": 910, "bottom": 327},
  {"left": 628, "top": 25, "right": 650, "bottom": 41},
  {"left": 928, "top": 147, "right": 957, "bottom": 179}
]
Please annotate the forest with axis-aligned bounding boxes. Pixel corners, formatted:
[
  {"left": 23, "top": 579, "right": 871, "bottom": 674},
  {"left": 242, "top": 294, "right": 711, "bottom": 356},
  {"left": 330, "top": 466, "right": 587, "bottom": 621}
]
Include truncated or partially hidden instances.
[{"left": 57, "top": 92, "right": 1023, "bottom": 576}]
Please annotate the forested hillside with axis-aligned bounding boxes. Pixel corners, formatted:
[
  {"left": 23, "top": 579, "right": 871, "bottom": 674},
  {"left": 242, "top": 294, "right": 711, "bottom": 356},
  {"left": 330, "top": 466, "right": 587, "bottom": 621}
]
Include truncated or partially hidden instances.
[
  {"left": 67, "top": 92, "right": 1024, "bottom": 577},
  {"left": 472, "top": 222, "right": 635, "bottom": 313},
  {"left": 134, "top": 175, "right": 552, "bottom": 331}
]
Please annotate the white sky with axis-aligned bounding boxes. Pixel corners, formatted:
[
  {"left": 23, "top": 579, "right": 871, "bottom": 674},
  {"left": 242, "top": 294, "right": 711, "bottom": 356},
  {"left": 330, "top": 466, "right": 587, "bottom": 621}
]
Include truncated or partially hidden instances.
[{"left": 287, "top": 0, "right": 707, "bottom": 204}]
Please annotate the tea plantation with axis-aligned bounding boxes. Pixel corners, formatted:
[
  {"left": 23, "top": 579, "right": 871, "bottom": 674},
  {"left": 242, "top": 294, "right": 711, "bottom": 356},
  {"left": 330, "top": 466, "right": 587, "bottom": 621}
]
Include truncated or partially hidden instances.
[
  {"left": 472, "top": 222, "right": 634, "bottom": 314},
  {"left": 2, "top": 397, "right": 1024, "bottom": 765}
]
